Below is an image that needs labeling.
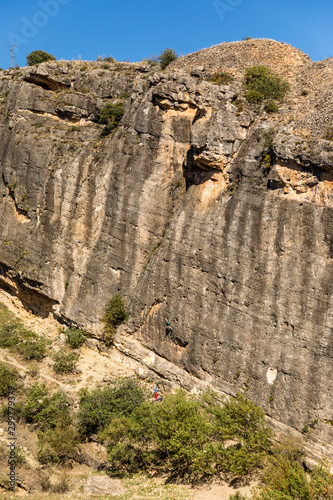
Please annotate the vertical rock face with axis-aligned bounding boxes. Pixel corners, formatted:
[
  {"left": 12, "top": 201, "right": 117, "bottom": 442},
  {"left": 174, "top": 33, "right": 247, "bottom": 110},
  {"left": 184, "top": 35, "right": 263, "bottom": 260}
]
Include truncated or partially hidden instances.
[{"left": 0, "top": 40, "right": 333, "bottom": 454}]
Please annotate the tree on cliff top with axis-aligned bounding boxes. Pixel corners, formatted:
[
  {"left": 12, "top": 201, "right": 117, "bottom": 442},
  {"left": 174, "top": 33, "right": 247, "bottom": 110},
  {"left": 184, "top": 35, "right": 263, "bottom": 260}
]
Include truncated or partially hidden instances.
[
  {"left": 158, "top": 48, "right": 178, "bottom": 70},
  {"left": 26, "top": 50, "right": 56, "bottom": 66}
]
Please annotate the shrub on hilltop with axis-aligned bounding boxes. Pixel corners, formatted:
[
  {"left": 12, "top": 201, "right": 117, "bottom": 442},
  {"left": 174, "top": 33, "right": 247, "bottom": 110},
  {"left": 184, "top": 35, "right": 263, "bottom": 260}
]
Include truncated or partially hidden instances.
[
  {"left": 244, "top": 65, "right": 289, "bottom": 110},
  {"left": 158, "top": 48, "right": 178, "bottom": 69},
  {"left": 26, "top": 50, "right": 56, "bottom": 66}
]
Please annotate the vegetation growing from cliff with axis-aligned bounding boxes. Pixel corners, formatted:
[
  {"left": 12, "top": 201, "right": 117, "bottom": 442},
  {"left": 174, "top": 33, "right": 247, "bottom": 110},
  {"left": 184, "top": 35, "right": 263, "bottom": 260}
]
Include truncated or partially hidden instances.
[
  {"left": 158, "top": 48, "right": 178, "bottom": 69},
  {"left": 26, "top": 50, "right": 56, "bottom": 66},
  {"left": 102, "top": 294, "right": 129, "bottom": 344},
  {"left": 99, "top": 102, "right": 125, "bottom": 135},
  {"left": 100, "top": 390, "right": 272, "bottom": 481},
  {"left": 244, "top": 65, "right": 289, "bottom": 109},
  {"left": 261, "top": 127, "right": 276, "bottom": 170}
]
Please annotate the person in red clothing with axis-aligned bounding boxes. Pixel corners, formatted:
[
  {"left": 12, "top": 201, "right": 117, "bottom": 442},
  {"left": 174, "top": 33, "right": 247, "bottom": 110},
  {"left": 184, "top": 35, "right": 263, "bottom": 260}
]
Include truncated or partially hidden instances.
[{"left": 154, "top": 387, "right": 158, "bottom": 400}]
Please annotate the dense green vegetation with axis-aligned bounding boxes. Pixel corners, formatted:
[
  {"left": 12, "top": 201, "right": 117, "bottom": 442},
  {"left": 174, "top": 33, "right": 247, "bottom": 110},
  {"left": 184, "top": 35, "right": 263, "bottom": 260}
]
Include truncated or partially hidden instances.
[
  {"left": 24, "top": 383, "right": 79, "bottom": 463},
  {"left": 100, "top": 391, "right": 271, "bottom": 480},
  {"left": 26, "top": 50, "right": 56, "bottom": 66},
  {"left": 244, "top": 65, "right": 289, "bottom": 112},
  {"left": 99, "top": 102, "right": 125, "bottom": 135},
  {"left": 77, "top": 378, "right": 145, "bottom": 437},
  {"left": 158, "top": 48, "right": 178, "bottom": 69},
  {"left": 252, "top": 440, "right": 333, "bottom": 499},
  {"left": 102, "top": 294, "right": 129, "bottom": 345}
]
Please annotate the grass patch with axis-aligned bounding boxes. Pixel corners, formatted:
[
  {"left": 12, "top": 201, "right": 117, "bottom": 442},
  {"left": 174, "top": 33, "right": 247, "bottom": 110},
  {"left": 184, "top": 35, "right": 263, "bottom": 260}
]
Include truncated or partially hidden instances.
[
  {"left": 52, "top": 351, "right": 79, "bottom": 374},
  {"left": 0, "top": 303, "right": 49, "bottom": 361}
]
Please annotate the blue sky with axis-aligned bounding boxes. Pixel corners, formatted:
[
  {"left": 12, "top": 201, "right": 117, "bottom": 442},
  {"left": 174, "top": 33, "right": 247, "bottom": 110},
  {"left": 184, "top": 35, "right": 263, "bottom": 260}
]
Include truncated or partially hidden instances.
[{"left": 0, "top": 0, "right": 332, "bottom": 69}]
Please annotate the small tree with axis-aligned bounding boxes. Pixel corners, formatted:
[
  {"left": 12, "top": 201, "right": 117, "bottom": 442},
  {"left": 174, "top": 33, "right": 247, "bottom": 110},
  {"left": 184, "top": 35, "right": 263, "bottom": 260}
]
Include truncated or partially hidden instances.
[
  {"left": 102, "top": 295, "right": 128, "bottom": 345},
  {"left": 26, "top": 50, "right": 56, "bottom": 66},
  {"left": 158, "top": 48, "right": 178, "bottom": 70},
  {"left": 77, "top": 378, "right": 145, "bottom": 437}
]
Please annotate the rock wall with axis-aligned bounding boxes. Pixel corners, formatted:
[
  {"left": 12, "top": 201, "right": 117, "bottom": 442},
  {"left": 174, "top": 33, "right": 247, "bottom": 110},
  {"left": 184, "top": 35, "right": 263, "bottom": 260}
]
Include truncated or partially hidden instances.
[{"left": 0, "top": 40, "right": 332, "bottom": 458}]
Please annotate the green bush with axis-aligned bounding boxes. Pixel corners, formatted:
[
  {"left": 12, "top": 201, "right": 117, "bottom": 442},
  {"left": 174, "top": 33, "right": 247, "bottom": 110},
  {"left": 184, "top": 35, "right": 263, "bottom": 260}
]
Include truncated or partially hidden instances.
[
  {"left": 17, "top": 337, "right": 48, "bottom": 361},
  {"left": 26, "top": 50, "right": 56, "bottom": 66},
  {"left": 65, "top": 327, "right": 87, "bottom": 349},
  {"left": 229, "top": 493, "right": 248, "bottom": 500},
  {"left": 77, "top": 377, "right": 145, "bottom": 437},
  {"left": 52, "top": 351, "right": 79, "bottom": 374},
  {"left": 158, "top": 48, "right": 178, "bottom": 70},
  {"left": 101, "top": 391, "right": 272, "bottom": 480},
  {"left": 252, "top": 437, "right": 333, "bottom": 500},
  {"left": 38, "top": 423, "right": 79, "bottom": 464},
  {"left": 264, "top": 100, "right": 279, "bottom": 113},
  {"left": 24, "top": 383, "right": 48, "bottom": 422},
  {"left": 245, "top": 89, "right": 265, "bottom": 103},
  {"left": 210, "top": 71, "right": 234, "bottom": 85},
  {"left": 99, "top": 103, "right": 125, "bottom": 135},
  {"left": 244, "top": 65, "right": 289, "bottom": 104},
  {"left": 0, "top": 362, "right": 18, "bottom": 397},
  {"left": 102, "top": 294, "right": 129, "bottom": 345}
]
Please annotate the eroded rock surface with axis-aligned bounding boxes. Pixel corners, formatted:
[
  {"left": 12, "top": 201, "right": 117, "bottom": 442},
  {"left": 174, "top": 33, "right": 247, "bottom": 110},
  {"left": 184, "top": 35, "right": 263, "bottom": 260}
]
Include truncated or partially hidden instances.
[{"left": 0, "top": 39, "right": 332, "bottom": 459}]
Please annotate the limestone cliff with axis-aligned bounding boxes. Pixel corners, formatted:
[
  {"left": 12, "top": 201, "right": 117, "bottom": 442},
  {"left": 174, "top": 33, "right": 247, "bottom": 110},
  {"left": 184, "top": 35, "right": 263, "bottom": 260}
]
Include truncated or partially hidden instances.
[{"left": 0, "top": 39, "right": 333, "bottom": 461}]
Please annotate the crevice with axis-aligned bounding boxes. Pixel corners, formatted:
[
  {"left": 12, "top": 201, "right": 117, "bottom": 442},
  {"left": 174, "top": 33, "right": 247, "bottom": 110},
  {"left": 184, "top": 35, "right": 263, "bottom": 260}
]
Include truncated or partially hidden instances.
[
  {"left": 2, "top": 173, "right": 30, "bottom": 220},
  {"left": 0, "top": 261, "right": 58, "bottom": 318},
  {"left": 24, "top": 74, "right": 70, "bottom": 92}
]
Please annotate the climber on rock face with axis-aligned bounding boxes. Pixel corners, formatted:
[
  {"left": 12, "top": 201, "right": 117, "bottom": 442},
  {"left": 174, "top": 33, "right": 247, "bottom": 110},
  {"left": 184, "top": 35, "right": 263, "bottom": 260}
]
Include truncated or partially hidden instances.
[{"left": 166, "top": 319, "right": 172, "bottom": 335}]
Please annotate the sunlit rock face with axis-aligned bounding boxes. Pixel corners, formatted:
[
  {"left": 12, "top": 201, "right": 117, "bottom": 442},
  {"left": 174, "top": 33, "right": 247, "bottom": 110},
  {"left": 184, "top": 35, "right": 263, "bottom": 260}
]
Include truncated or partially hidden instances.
[{"left": 0, "top": 40, "right": 332, "bottom": 460}]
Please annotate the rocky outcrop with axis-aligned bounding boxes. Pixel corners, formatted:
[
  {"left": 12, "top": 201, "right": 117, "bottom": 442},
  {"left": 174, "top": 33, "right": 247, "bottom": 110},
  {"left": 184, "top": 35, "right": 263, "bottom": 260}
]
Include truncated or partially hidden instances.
[{"left": 0, "top": 39, "right": 333, "bottom": 461}]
